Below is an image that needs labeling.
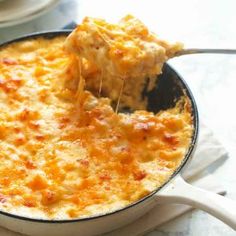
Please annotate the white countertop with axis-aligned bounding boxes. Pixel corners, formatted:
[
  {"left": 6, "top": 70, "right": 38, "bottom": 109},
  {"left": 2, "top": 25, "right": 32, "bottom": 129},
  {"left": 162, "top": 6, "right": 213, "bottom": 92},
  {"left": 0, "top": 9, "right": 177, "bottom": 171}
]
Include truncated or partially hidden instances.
[{"left": 0, "top": 0, "right": 235, "bottom": 235}]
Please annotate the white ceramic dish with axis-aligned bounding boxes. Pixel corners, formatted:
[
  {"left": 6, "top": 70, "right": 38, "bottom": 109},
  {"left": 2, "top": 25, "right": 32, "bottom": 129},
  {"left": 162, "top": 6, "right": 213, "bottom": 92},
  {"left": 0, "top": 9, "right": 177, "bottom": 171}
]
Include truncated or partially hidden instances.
[{"left": 0, "top": 31, "right": 235, "bottom": 236}]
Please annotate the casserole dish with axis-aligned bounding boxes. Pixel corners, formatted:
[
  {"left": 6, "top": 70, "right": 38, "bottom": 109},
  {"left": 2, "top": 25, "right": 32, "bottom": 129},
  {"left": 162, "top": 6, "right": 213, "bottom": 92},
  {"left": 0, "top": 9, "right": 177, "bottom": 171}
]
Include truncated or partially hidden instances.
[{"left": 0, "top": 31, "right": 235, "bottom": 236}]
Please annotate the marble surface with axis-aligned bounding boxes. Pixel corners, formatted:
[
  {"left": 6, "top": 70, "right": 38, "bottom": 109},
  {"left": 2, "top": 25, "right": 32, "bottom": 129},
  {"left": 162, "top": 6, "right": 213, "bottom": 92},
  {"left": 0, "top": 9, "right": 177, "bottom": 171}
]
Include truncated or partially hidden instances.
[{"left": 0, "top": 0, "right": 236, "bottom": 235}]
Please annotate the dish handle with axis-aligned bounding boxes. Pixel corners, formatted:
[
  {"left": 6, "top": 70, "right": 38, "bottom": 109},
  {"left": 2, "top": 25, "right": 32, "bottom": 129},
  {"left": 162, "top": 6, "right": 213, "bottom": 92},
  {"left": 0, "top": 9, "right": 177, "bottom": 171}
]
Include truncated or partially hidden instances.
[{"left": 155, "top": 175, "right": 236, "bottom": 230}]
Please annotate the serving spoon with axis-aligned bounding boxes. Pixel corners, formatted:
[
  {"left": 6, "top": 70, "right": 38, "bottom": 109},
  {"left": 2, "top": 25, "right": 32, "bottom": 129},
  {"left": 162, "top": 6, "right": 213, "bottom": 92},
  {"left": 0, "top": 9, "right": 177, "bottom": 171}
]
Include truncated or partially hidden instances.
[
  {"left": 174, "top": 48, "right": 236, "bottom": 56},
  {"left": 113, "top": 48, "right": 236, "bottom": 112}
]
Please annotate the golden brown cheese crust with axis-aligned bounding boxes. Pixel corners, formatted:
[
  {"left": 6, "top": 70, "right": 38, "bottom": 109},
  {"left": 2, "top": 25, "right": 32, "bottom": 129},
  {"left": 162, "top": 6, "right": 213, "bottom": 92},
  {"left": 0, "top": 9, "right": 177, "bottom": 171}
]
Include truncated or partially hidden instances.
[
  {"left": 0, "top": 37, "right": 192, "bottom": 219},
  {"left": 65, "top": 15, "right": 183, "bottom": 109}
]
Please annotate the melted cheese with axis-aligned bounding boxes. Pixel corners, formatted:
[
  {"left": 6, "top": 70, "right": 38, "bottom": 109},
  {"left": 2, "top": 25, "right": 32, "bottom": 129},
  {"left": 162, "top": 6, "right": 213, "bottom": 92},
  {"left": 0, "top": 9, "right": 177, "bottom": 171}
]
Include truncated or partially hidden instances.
[
  {"left": 0, "top": 36, "right": 192, "bottom": 219},
  {"left": 65, "top": 15, "right": 183, "bottom": 109}
]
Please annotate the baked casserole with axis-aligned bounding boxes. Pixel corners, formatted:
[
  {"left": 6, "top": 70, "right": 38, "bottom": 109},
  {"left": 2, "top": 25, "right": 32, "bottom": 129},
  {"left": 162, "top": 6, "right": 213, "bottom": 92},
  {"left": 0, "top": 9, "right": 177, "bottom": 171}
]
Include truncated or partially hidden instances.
[{"left": 0, "top": 16, "right": 193, "bottom": 219}]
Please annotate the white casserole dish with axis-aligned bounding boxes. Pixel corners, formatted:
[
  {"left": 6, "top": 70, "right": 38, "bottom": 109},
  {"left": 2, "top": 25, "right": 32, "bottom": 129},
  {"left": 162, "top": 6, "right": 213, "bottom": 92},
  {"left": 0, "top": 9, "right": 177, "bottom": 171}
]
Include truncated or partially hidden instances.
[{"left": 0, "top": 31, "right": 235, "bottom": 236}]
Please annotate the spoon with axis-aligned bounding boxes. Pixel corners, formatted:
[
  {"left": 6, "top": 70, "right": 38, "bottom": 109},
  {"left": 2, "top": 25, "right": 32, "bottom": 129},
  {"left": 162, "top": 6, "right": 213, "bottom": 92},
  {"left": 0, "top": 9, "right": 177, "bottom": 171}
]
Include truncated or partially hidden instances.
[
  {"left": 115, "top": 48, "right": 236, "bottom": 112},
  {"left": 175, "top": 48, "right": 236, "bottom": 56}
]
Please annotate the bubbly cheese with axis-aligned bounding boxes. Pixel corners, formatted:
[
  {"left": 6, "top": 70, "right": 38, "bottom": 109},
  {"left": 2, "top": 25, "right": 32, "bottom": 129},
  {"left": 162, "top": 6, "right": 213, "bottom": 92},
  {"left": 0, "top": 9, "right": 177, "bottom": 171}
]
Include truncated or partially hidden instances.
[
  {"left": 0, "top": 36, "right": 192, "bottom": 219},
  {"left": 65, "top": 15, "right": 183, "bottom": 109}
]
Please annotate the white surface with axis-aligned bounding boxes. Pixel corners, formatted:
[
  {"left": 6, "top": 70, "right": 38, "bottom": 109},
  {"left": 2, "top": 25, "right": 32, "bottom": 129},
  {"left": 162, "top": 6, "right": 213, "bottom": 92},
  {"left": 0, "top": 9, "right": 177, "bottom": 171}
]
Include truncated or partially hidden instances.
[
  {"left": 0, "top": 0, "right": 60, "bottom": 27},
  {"left": 0, "top": 0, "right": 236, "bottom": 235}
]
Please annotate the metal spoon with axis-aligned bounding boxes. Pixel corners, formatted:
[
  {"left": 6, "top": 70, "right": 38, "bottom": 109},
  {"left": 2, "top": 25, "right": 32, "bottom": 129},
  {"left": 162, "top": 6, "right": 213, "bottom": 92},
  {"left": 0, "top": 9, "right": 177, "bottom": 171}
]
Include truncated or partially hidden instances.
[
  {"left": 175, "top": 48, "right": 236, "bottom": 56},
  {"left": 114, "top": 48, "right": 236, "bottom": 112}
]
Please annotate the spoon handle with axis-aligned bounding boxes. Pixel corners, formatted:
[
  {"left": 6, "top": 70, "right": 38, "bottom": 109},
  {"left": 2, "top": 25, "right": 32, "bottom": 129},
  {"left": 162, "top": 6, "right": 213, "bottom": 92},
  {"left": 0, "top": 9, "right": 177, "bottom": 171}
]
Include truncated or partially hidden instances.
[{"left": 175, "top": 48, "right": 236, "bottom": 56}]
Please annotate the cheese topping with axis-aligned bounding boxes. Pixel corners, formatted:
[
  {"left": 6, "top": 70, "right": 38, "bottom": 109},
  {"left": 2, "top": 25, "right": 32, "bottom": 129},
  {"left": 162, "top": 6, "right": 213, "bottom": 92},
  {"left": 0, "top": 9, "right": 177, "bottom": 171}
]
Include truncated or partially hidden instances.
[{"left": 0, "top": 35, "right": 192, "bottom": 219}]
